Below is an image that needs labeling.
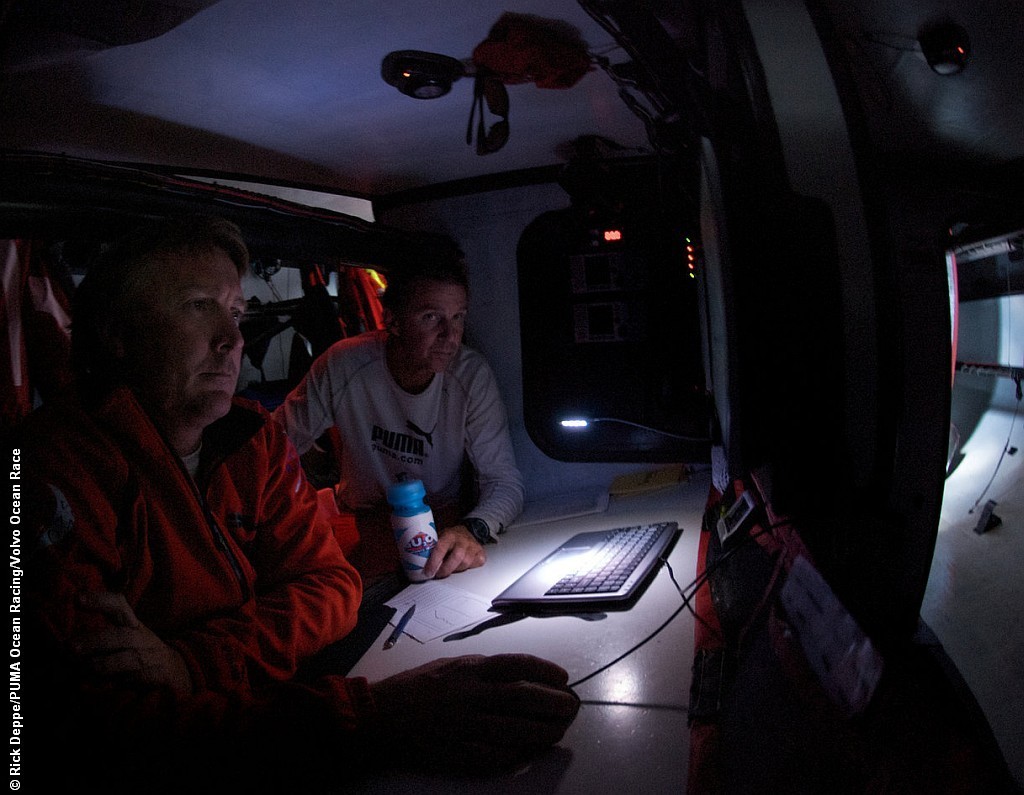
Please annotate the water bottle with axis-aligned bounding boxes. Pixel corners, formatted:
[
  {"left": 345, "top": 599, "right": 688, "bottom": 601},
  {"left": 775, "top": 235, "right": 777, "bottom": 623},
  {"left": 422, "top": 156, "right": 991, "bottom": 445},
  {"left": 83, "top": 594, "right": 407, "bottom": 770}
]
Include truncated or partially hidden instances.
[{"left": 386, "top": 479, "right": 438, "bottom": 582}]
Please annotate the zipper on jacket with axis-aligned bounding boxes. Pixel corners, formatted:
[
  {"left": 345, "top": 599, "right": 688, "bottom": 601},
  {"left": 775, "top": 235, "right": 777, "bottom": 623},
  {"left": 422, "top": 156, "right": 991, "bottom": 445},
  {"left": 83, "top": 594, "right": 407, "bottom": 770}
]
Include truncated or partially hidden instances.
[
  {"left": 172, "top": 451, "right": 253, "bottom": 602},
  {"left": 198, "top": 493, "right": 252, "bottom": 602}
]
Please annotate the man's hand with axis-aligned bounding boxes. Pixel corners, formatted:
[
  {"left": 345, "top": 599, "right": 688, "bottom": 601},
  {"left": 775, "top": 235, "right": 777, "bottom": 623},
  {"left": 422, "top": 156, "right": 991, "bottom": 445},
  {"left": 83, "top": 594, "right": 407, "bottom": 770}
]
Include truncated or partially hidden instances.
[
  {"left": 424, "top": 524, "right": 486, "bottom": 579},
  {"left": 73, "top": 591, "right": 193, "bottom": 695},
  {"left": 369, "top": 654, "right": 580, "bottom": 771}
]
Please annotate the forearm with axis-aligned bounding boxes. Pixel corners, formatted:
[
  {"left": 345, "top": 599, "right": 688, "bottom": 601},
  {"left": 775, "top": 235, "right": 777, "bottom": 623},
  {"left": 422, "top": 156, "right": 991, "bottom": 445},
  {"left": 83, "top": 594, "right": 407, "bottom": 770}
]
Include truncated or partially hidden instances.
[
  {"left": 468, "top": 471, "right": 524, "bottom": 533},
  {"left": 174, "top": 563, "right": 362, "bottom": 691},
  {"left": 463, "top": 364, "right": 525, "bottom": 532}
]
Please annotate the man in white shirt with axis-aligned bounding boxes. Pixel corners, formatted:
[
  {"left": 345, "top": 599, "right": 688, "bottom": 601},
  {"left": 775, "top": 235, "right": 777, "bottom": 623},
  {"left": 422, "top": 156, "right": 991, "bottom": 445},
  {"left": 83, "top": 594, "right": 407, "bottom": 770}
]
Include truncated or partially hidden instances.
[{"left": 274, "top": 253, "right": 523, "bottom": 580}]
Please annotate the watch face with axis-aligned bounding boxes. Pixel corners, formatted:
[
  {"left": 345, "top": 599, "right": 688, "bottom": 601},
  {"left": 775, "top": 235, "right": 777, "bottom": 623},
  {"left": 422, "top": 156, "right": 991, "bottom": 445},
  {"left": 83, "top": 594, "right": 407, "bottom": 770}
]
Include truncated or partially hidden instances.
[{"left": 466, "top": 518, "right": 490, "bottom": 543}]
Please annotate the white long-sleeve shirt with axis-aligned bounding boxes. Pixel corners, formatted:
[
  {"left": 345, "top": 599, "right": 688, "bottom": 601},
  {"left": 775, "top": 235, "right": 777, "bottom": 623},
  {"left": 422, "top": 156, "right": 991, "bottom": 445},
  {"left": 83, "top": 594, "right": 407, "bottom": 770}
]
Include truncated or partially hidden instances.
[{"left": 273, "top": 330, "right": 523, "bottom": 535}]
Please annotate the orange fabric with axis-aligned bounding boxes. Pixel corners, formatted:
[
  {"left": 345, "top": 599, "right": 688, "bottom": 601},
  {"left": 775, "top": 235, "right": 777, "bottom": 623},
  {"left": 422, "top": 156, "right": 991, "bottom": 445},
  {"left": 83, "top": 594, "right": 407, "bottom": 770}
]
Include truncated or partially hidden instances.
[
  {"left": 21, "top": 389, "right": 379, "bottom": 790},
  {"left": 0, "top": 239, "right": 73, "bottom": 434},
  {"left": 317, "top": 487, "right": 359, "bottom": 557},
  {"left": 472, "top": 12, "right": 593, "bottom": 89},
  {"left": 23, "top": 388, "right": 362, "bottom": 691}
]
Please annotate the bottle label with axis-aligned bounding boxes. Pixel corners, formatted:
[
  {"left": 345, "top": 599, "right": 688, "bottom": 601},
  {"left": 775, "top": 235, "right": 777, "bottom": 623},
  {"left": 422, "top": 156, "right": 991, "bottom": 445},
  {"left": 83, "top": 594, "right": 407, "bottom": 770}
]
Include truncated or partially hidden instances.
[{"left": 393, "top": 514, "right": 438, "bottom": 581}]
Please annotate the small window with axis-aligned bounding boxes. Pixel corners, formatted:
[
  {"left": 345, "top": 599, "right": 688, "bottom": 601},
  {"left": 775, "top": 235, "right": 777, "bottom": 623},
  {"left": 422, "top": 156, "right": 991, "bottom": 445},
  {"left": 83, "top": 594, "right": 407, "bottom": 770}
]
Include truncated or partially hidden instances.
[{"left": 517, "top": 198, "right": 711, "bottom": 463}]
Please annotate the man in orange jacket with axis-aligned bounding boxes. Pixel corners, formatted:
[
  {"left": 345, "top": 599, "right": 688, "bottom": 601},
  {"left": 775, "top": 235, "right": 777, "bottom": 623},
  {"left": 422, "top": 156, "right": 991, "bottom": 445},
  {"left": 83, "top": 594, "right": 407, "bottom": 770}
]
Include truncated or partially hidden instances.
[{"left": 20, "top": 214, "right": 578, "bottom": 793}]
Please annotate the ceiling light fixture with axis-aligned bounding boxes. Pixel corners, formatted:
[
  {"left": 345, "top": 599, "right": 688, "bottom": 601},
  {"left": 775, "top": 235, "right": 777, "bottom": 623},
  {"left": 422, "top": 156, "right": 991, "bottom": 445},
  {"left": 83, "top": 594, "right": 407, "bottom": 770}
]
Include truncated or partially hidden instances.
[
  {"left": 381, "top": 50, "right": 467, "bottom": 99},
  {"left": 917, "top": 22, "right": 971, "bottom": 75}
]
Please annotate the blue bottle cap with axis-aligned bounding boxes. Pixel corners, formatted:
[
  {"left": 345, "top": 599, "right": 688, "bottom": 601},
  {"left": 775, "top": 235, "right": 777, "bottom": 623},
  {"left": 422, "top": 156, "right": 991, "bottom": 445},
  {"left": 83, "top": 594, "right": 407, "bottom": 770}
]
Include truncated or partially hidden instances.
[{"left": 386, "top": 479, "right": 426, "bottom": 508}]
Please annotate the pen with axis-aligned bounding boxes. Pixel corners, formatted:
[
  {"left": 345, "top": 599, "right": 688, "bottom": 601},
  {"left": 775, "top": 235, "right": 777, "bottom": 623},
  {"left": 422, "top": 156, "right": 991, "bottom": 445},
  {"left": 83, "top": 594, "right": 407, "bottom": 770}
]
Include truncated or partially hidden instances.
[{"left": 383, "top": 603, "right": 416, "bottom": 650}]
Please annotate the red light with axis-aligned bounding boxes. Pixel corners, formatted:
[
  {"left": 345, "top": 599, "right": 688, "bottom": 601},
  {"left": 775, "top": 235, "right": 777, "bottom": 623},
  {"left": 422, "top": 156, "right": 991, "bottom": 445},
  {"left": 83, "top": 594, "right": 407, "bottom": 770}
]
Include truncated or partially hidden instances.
[{"left": 603, "top": 229, "right": 622, "bottom": 242}]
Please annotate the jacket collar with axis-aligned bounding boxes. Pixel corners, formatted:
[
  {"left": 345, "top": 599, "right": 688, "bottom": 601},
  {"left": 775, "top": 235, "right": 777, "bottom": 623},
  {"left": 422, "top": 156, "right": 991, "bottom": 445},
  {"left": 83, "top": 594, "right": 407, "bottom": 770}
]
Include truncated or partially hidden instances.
[{"left": 93, "top": 386, "right": 266, "bottom": 487}]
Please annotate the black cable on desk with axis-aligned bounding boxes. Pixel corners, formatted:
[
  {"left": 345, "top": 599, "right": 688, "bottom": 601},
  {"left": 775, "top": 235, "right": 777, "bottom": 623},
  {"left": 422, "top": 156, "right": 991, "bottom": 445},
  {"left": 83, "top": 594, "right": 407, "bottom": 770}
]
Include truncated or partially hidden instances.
[
  {"left": 567, "top": 520, "right": 789, "bottom": 690},
  {"left": 576, "top": 700, "right": 689, "bottom": 712},
  {"left": 568, "top": 596, "right": 688, "bottom": 689}
]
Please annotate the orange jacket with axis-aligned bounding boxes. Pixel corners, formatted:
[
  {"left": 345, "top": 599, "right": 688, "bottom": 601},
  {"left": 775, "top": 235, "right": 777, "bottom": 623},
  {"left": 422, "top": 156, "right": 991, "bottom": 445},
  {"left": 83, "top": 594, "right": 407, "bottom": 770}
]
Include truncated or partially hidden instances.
[{"left": 20, "top": 387, "right": 378, "bottom": 790}]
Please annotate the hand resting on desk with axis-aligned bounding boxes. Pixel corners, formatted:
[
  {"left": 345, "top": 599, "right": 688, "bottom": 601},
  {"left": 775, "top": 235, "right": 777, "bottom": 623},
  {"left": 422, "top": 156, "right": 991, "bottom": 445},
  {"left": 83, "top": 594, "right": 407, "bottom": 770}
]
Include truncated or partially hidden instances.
[
  {"left": 69, "top": 593, "right": 578, "bottom": 775},
  {"left": 424, "top": 524, "right": 487, "bottom": 579},
  {"left": 368, "top": 653, "right": 581, "bottom": 771}
]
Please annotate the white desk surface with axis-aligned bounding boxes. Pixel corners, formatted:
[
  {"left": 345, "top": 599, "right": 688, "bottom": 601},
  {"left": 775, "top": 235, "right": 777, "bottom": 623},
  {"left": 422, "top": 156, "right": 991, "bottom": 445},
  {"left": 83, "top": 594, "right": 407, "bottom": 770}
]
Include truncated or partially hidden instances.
[{"left": 344, "top": 469, "right": 710, "bottom": 794}]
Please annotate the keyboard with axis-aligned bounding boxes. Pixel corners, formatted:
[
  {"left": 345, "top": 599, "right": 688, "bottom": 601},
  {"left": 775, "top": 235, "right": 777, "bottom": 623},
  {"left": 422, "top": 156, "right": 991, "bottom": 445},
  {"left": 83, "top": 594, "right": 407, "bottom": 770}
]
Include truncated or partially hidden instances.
[
  {"left": 491, "top": 521, "right": 680, "bottom": 611},
  {"left": 545, "top": 523, "right": 665, "bottom": 595}
]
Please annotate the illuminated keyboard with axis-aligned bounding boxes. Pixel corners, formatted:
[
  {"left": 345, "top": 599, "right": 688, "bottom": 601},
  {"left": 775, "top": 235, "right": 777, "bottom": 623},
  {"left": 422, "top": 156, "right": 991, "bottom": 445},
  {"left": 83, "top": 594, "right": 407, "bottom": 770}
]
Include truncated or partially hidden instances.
[
  {"left": 492, "top": 521, "right": 679, "bottom": 610},
  {"left": 545, "top": 523, "right": 665, "bottom": 595}
]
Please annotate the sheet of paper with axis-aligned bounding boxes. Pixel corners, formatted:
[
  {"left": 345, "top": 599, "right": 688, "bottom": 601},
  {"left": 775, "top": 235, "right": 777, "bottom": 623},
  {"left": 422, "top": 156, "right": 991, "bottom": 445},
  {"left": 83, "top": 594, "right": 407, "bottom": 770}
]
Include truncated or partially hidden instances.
[{"left": 385, "top": 580, "right": 494, "bottom": 643}]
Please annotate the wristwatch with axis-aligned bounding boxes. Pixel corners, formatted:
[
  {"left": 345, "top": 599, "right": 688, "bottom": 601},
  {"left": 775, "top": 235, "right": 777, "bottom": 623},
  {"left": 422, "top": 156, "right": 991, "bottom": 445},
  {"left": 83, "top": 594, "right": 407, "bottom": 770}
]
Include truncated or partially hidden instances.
[{"left": 464, "top": 517, "right": 493, "bottom": 545}]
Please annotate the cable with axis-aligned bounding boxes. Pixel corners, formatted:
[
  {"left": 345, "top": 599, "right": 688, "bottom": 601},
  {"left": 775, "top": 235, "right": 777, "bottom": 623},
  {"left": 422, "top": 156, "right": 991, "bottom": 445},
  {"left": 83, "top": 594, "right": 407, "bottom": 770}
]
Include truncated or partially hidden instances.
[
  {"left": 589, "top": 416, "right": 713, "bottom": 443},
  {"left": 968, "top": 263, "right": 1021, "bottom": 514},
  {"left": 969, "top": 398, "right": 1021, "bottom": 514},
  {"left": 568, "top": 598, "right": 688, "bottom": 689},
  {"left": 670, "top": 522, "right": 786, "bottom": 643},
  {"left": 577, "top": 700, "right": 688, "bottom": 712},
  {"left": 664, "top": 556, "right": 719, "bottom": 638},
  {"left": 567, "top": 517, "right": 789, "bottom": 689}
]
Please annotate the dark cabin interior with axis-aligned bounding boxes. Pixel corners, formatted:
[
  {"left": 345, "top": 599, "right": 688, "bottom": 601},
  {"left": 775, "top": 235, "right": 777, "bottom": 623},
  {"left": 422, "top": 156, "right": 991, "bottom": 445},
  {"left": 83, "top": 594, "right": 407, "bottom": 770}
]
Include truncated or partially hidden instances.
[{"left": 1, "top": 1, "right": 1022, "bottom": 791}]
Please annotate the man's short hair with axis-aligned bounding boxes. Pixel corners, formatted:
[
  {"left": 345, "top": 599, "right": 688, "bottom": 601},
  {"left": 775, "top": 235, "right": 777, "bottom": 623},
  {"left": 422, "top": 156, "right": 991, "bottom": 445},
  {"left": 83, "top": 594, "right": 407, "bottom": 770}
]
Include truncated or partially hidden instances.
[
  {"left": 380, "top": 252, "right": 469, "bottom": 315},
  {"left": 72, "top": 214, "right": 249, "bottom": 396}
]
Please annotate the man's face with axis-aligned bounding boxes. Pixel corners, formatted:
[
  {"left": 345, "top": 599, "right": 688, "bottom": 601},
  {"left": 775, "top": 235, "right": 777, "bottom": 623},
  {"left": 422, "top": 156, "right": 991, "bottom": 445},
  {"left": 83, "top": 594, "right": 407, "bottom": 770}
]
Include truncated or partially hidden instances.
[
  {"left": 117, "top": 249, "right": 246, "bottom": 451},
  {"left": 388, "top": 280, "right": 467, "bottom": 385}
]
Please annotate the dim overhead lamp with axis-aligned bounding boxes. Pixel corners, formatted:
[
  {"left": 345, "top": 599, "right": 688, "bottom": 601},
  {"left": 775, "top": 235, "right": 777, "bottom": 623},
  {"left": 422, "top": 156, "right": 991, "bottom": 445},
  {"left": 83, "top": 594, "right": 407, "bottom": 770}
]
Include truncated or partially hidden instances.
[
  {"left": 917, "top": 22, "right": 970, "bottom": 75},
  {"left": 560, "top": 417, "right": 711, "bottom": 443},
  {"left": 381, "top": 50, "right": 467, "bottom": 99}
]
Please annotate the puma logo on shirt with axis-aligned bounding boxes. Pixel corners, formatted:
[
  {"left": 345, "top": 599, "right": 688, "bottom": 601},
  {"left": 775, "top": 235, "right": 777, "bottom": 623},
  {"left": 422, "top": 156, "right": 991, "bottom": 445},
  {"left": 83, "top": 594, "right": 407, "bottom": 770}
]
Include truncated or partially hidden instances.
[
  {"left": 405, "top": 420, "right": 435, "bottom": 448},
  {"left": 371, "top": 424, "right": 426, "bottom": 458}
]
